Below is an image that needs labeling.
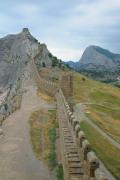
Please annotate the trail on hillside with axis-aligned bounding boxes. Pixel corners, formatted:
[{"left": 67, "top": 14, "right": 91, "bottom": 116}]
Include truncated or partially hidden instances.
[
  {"left": 0, "top": 82, "right": 56, "bottom": 180},
  {"left": 74, "top": 103, "right": 120, "bottom": 149}
]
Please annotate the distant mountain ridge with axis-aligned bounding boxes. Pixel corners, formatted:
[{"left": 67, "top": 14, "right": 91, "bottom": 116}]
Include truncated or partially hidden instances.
[
  {"left": 65, "top": 61, "right": 80, "bottom": 70},
  {"left": 66, "top": 45, "right": 120, "bottom": 87}
]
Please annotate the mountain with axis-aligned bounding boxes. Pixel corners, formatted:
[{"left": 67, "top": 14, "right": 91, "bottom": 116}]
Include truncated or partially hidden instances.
[
  {"left": 65, "top": 61, "right": 80, "bottom": 70},
  {"left": 66, "top": 45, "right": 120, "bottom": 87},
  {"left": 0, "top": 28, "right": 57, "bottom": 123},
  {"left": 0, "top": 28, "right": 55, "bottom": 88}
]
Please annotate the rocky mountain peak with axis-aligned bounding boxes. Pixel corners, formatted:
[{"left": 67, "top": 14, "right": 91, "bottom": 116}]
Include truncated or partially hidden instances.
[
  {"left": 22, "top": 28, "right": 31, "bottom": 37},
  {"left": 0, "top": 29, "right": 54, "bottom": 89},
  {"left": 66, "top": 45, "right": 120, "bottom": 86},
  {"left": 79, "top": 45, "right": 118, "bottom": 68}
]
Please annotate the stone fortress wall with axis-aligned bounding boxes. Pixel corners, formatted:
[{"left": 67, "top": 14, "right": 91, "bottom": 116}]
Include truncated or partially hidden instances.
[{"left": 32, "top": 56, "right": 110, "bottom": 180}]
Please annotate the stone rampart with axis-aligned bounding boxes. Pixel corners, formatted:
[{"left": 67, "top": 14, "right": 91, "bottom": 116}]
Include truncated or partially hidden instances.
[{"left": 32, "top": 58, "right": 110, "bottom": 180}]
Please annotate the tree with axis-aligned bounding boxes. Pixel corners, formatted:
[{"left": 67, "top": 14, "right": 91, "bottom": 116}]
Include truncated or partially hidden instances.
[{"left": 52, "top": 57, "right": 58, "bottom": 67}]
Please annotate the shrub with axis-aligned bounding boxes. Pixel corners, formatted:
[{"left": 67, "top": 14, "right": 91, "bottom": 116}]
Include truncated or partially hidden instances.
[{"left": 56, "top": 164, "right": 64, "bottom": 180}]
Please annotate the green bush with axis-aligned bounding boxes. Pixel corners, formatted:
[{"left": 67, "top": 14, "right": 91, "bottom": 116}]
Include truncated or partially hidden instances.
[
  {"left": 48, "top": 147, "right": 57, "bottom": 167},
  {"left": 52, "top": 57, "right": 58, "bottom": 67},
  {"left": 56, "top": 164, "right": 64, "bottom": 180},
  {"left": 48, "top": 125, "right": 57, "bottom": 168}
]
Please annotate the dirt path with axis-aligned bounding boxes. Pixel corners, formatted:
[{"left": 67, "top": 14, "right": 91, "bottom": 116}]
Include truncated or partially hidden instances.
[
  {"left": 0, "top": 83, "right": 56, "bottom": 180},
  {"left": 74, "top": 103, "right": 120, "bottom": 149}
]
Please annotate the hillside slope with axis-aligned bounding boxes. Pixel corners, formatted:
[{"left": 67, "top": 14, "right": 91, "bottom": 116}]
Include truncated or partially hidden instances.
[
  {"left": 73, "top": 72, "right": 120, "bottom": 179},
  {"left": 73, "top": 72, "right": 120, "bottom": 143},
  {"left": 67, "top": 46, "right": 120, "bottom": 86}
]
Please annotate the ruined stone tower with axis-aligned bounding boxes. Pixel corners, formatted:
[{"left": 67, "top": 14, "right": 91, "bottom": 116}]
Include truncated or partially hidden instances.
[{"left": 60, "top": 73, "right": 74, "bottom": 111}]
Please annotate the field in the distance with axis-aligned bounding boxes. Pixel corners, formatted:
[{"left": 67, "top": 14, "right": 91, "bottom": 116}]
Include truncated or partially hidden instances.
[{"left": 73, "top": 72, "right": 120, "bottom": 143}]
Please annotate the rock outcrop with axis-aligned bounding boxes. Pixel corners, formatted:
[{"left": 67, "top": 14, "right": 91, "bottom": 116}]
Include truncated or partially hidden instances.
[
  {"left": 66, "top": 46, "right": 120, "bottom": 86},
  {"left": 79, "top": 45, "right": 120, "bottom": 70},
  {"left": 0, "top": 28, "right": 54, "bottom": 125}
]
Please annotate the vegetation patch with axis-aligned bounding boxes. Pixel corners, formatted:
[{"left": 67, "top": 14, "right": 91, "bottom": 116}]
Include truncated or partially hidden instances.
[
  {"left": 56, "top": 164, "right": 64, "bottom": 180},
  {"left": 48, "top": 109, "right": 58, "bottom": 169},
  {"left": 30, "top": 108, "right": 64, "bottom": 179},
  {"left": 30, "top": 109, "right": 57, "bottom": 163},
  {"left": 80, "top": 121, "right": 120, "bottom": 180}
]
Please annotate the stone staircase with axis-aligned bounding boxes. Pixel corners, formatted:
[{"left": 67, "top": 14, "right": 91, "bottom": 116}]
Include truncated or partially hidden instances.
[{"left": 56, "top": 91, "right": 84, "bottom": 180}]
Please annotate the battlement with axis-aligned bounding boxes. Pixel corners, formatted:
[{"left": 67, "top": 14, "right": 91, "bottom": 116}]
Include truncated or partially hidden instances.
[
  {"left": 32, "top": 54, "right": 110, "bottom": 180},
  {"left": 22, "top": 28, "right": 30, "bottom": 33}
]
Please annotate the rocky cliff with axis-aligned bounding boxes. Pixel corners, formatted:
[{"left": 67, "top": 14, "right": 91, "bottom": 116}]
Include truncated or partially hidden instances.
[
  {"left": 66, "top": 46, "right": 120, "bottom": 86},
  {"left": 0, "top": 28, "right": 54, "bottom": 124}
]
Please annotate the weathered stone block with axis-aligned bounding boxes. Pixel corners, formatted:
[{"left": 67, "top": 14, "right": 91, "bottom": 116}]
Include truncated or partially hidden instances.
[
  {"left": 78, "top": 131, "right": 86, "bottom": 147},
  {"left": 70, "top": 114, "right": 75, "bottom": 124},
  {"left": 72, "top": 118, "right": 79, "bottom": 130},
  {"left": 74, "top": 124, "right": 81, "bottom": 137},
  {"left": 81, "top": 140, "right": 91, "bottom": 160},
  {"left": 87, "top": 151, "right": 99, "bottom": 177}
]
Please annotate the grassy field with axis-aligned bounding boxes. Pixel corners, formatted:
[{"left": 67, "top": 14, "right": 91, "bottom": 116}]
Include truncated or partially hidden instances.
[
  {"left": 73, "top": 72, "right": 120, "bottom": 143},
  {"left": 80, "top": 121, "right": 120, "bottom": 180}
]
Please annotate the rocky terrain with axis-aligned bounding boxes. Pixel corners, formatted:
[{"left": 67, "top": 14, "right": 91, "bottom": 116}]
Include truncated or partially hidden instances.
[
  {"left": 0, "top": 28, "right": 55, "bottom": 125},
  {"left": 66, "top": 46, "right": 120, "bottom": 87}
]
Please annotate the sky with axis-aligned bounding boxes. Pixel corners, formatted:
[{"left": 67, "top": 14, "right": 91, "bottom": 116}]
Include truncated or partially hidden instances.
[{"left": 0, "top": 0, "right": 120, "bottom": 61}]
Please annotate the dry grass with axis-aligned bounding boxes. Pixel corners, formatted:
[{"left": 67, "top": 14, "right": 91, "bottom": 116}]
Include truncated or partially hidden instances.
[
  {"left": 80, "top": 121, "right": 120, "bottom": 180},
  {"left": 37, "top": 89, "right": 55, "bottom": 103},
  {"left": 86, "top": 104, "right": 120, "bottom": 143},
  {"left": 73, "top": 72, "right": 120, "bottom": 143},
  {"left": 73, "top": 72, "right": 120, "bottom": 104},
  {"left": 39, "top": 68, "right": 51, "bottom": 79},
  {"left": 29, "top": 109, "right": 58, "bottom": 168}
]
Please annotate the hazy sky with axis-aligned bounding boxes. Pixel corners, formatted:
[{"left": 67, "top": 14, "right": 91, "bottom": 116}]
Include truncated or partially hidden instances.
[{"left": 0, "top": 0, "right": 120, "bottom": 61}]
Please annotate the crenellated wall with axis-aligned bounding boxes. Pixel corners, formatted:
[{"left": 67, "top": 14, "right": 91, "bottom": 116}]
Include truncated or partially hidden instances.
[
  {"left": 32, "top": 57, "right": 110, "bottom": 180},
  {"left": 58, "top": 89, "right": 109, "bottom": 180},
  {"left": 60, "top": 73, "right": 74, "bottom": 111},
  {"left": 32, "top": 58, "right": 58, "bottom": 96}
]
